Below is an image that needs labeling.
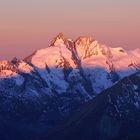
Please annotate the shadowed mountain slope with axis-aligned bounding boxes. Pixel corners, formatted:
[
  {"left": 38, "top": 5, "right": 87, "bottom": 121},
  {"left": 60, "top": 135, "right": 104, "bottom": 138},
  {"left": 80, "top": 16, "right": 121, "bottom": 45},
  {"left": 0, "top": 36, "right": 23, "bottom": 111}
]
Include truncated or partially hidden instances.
[{"left": 46, "top": 72, "right": 140, "bottom": 140}]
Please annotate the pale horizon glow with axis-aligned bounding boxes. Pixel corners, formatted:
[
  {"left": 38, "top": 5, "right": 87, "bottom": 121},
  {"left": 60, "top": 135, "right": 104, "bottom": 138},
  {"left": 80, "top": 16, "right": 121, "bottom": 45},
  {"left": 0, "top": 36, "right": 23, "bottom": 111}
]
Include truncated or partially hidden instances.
[{"left": 0, "top": 0, "right": 140, "bottom": 60}]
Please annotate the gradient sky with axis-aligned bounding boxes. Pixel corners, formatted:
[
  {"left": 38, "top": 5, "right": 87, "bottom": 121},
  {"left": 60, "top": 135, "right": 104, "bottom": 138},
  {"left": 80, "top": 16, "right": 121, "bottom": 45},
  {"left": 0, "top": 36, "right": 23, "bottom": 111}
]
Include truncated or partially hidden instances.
[{"left": 0, "top": 0, "right": 140, "bottom": 60}]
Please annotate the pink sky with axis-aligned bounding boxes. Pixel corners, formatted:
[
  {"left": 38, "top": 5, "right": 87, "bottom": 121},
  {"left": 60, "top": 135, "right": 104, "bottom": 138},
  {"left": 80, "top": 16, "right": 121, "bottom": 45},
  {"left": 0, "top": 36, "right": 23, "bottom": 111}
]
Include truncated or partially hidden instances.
[{"left": 0, "top": 0, "right": 140, "bottom": 60}]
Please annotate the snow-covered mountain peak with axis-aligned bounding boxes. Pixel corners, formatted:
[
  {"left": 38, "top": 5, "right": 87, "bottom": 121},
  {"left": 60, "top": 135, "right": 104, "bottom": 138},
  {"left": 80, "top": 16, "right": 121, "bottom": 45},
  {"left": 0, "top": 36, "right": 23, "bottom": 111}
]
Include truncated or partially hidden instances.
[
  {"left": 50, "top": 33, "right": 65, "bottom": 46},
  {"left": 74, "top": 36, "right": 103, "bottom": 59},
  {"left": 50, "top": 33, "right": 73, "bottom": 50},
  {"left": 0, "top": 60, "right": 16, "bottom": 71},
  {"left": 74, "top": 37, "right": 127, "bottom": 60},
  {"left": 75, "top": 36, "right": 95, "bottom": 44},
  {"left": 0, "top": 60, "right": 20, "bottom": 80},
  {"left": 31, "top": 46, "right": 75, "bottom": 68}
]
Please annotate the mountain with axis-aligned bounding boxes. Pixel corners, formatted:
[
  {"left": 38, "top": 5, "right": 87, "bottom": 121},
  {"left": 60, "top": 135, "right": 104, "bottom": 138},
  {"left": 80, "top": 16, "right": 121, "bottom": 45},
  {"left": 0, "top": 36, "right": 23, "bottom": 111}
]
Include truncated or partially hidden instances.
[
  {"left": 46, "top": 72, "right": 140, "bottom": 140},
  {"left": 0, "top": 33, "right": 140, "bottom": 139}
]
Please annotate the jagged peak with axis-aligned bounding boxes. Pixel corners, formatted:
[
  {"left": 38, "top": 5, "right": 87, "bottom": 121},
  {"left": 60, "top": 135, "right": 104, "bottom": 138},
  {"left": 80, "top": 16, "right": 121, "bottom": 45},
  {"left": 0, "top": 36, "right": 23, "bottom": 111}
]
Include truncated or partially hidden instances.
[
  {"left": 50, "top": 32, "right": 67, "bottom": 46},
  {"left": 74, "top": 36, "right": 126, "bottom": 59},
  {"left": 50, "top": 33, "right": 74, "bottom": 50},
  {"left": 11, "top": 33, "right": 138, "bottom": 64},
  {"left": 74, "top": 36, "right": 128, "bottom": 57},
  {"left": 74, "top": 36, "right": 103, "bottom": 59},
  {"left": 75, "top": 36, "right": 96, "bottom": 45},
  {"left": 56, "top": 32, "right": 65, "bottom": 40},
  {"left": 0, "top": 60, "right": 17, "bottom": 72}
]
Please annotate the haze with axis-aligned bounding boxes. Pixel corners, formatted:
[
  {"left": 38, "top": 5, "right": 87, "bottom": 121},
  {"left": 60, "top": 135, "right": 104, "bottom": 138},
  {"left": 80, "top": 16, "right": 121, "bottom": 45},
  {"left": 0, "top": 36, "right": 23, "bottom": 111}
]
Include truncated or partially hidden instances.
[{"left": 0, "top": 0, "right": 140, "bottom": 60}]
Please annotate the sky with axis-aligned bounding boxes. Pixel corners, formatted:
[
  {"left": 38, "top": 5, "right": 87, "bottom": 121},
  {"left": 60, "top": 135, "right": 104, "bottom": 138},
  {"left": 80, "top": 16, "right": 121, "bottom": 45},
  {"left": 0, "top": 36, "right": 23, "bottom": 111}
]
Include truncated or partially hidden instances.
[{"left": 0, "top": 0, "right": 140, "bottom": 60}]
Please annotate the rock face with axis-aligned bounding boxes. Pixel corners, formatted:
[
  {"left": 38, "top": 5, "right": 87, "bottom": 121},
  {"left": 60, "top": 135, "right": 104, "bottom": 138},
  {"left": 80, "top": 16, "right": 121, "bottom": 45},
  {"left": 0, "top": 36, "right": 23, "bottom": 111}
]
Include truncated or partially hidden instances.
[
  {"left": 46, "top": 72, "right": 140, "bottom": 140},
  {"left": 0, "top": 33, "right": 140, "bottom": 139}
]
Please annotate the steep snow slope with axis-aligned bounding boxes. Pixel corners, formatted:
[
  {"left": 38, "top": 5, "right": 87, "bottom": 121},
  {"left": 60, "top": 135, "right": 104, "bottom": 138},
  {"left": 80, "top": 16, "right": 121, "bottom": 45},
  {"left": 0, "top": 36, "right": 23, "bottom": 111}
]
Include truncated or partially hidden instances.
[
  {"left": 74, "top": 36, "right": 140, "bottom": 93},
  {"left": 46, "top": 72, "right": 140, "bottom": 140},
  {"left": 30, "top": 39, "right": 76, "bottom": 94}
]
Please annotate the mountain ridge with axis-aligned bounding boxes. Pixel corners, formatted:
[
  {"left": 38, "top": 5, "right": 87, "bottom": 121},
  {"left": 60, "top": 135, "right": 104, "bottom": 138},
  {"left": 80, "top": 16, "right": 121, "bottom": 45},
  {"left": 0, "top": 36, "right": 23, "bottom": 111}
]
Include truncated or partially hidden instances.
[
  {"left": 0, "top": 33, "right": 140, "bottom": 139},
  {"left": 0, "top": 33, "right": 140, "bottom": 96}
]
